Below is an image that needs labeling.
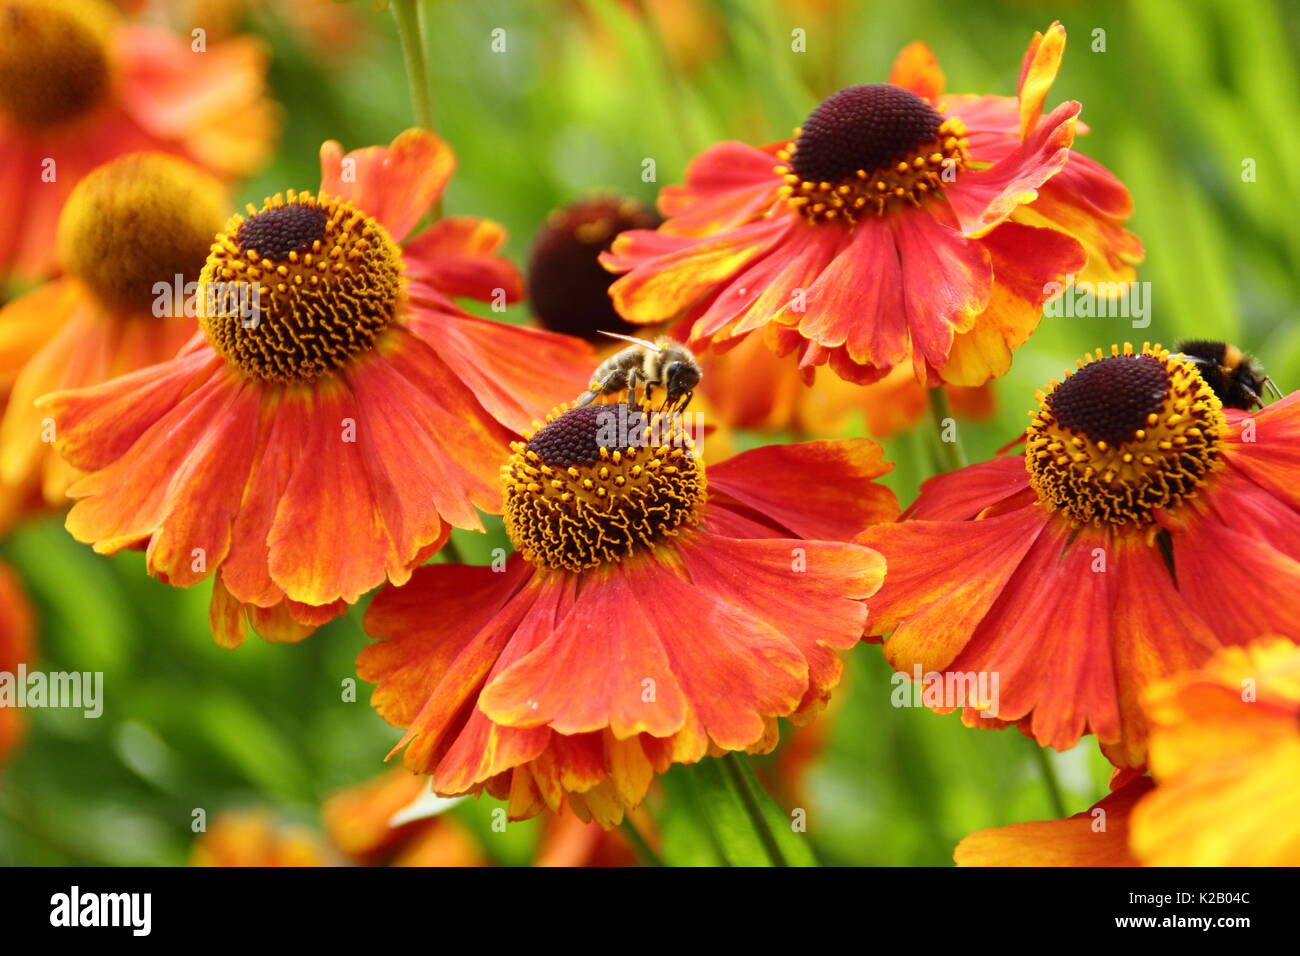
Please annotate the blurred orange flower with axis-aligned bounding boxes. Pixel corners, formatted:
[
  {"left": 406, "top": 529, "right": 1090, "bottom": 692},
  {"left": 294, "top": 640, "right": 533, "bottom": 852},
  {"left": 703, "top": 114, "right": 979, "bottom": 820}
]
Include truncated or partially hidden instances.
[
  {"left": 0, "top": 153, "right": 225, "bottom": 521},
  {"left": 0, "top": 0, "right": 276, "bottom": 279},
  {"left": 956, "top": 637, "right": 1300, "bottom": 866},
  {"left": 701, "top": 331, "right": 993, "bottom": 439},
  {"left": 360, "top": 415, "right": 893, "bottom": 827},
  {"left": 862, "top": 344, "right": 1300, "bottom": 767},
  {"left": 603, "top": 23, "right": 1141, "bottom": 387},
  {"left": 40, "top": 129, "right": 594, "bottom": 647},
  {"left": 190, "top": 809, "right": 329, "bottom": 867}
]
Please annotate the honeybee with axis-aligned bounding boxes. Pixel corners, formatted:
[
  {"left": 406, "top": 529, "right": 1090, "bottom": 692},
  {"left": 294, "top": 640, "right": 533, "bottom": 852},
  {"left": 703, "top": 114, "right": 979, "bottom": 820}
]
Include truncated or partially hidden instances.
[
  {"left": 575, "top": 332, "right": 702, "bottom": 412},
  {"left": 1173, "top": 339, "right": 1281, "bottom": 410}
]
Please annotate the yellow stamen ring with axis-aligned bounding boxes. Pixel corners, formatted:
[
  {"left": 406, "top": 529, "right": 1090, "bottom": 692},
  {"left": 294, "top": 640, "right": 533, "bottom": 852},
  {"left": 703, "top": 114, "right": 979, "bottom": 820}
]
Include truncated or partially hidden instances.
[
  {"left": 198, "top": 190, "right": 404, "bottom": 384},
  {"left": 1026, "top": 342, "right": 1227, "bottom": 529},
  {"left": 503, "top": 402, "right": 706, "bottom": 572}
]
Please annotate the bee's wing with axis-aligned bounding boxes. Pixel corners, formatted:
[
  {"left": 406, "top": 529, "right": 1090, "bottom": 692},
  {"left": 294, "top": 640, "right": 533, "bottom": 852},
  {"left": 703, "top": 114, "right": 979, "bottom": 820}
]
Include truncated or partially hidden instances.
[{"left": 597, "top": 330, "right": 662, "bottom": 351}]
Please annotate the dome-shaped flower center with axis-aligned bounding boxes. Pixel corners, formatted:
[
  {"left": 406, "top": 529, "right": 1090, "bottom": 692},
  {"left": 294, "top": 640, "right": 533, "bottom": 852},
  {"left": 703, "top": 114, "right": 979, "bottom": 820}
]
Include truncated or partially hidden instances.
[
  {"left": 199, "top": 191, "right": 403, "bottom": 384},
  {"left": 1026, "top": 344, "right": 1227, "bottom": 528},
  {"left": 528, "top": 195, "right": 660, "bottom": 341},
  {"left": 0, "top": 0, "right": 114, "bottom": 130},
  {"left": 776, "top": 84, "right": 968, "bottom": 222},
  {"left": 57, "top": 152, "right": 227, "bottom": 314},
  {"left": 503, "top": 402, "right": 706, "bottom": 572}
]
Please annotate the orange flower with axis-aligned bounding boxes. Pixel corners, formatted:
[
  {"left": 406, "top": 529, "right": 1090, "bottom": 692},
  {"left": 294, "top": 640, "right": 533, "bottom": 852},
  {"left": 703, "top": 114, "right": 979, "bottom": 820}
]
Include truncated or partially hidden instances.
[
  {"left": 0, "top": 153, "right": 225, "bottom": 519},
  {"left": 700, "top": 331, "right": 993, "bottom": 439},
  {"left": 359, "top": 411, "right": 894, "bottom": 827},
  {"left": 954, "top": 776, "right": 1150, "bottom": 867},
  {"left": 602, "top": 23, "right": 1141, "bottom": 387},
  {"left": 861, "top": 343, "right": 1300, "bottom": 768},
  {"left": 190, "top": 809, "right": 329, "bottom": 866},
  {"left": 0, "top": 0, "right": 276, "bottom": 279},
  {"left": 1131, "top": 636, "right": 1300, "bottom": 865},
  {"left": 955, "top": 638, "right": 1300, "bottom": 866},
  {"left": 0, "top": 560, "right": 36, "bottom": 763},
  {"left": 40, "top": 130, "right": 595, "bottom": 648}
]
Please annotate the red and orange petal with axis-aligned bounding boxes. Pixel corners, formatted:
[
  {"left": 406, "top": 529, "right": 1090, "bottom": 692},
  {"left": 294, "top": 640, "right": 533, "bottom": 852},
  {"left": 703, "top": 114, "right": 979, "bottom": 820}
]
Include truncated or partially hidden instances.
[
  {"left": 189, "top": 809, "right": 329, "bottom": 867},
  {"left": 1130, "top": 637, "right": 1300, "bottom": 866},
  {"left": 359, "top": 442, "right": 889, "bottom": 828},
  {"left": 0, "top": 279, "right": 196, "bottom": 510},
  {"left": 603, "top": 23, "right": 1138, "bottom": 387},
  {"left": 860, "top": 391, "right": 1300, "bottom": 769},
  {"left": 954, "top": 776, "right": 1151, "bottom": 867},
  {"left": 0, "top": 561, "right": 36, "bottom": 762},
  {"left": 0, "top": 2, "right": 277, "bottom": 279},
  {"left": 700, "top": 332, "right": 993, "bottom": 439},
  {"left": 39, "top": 130, "right": 594, "bottom": 647}
]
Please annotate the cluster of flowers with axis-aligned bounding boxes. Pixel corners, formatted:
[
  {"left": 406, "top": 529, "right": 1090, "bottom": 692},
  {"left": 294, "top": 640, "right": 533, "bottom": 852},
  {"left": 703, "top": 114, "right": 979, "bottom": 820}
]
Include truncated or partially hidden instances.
[{"left": 0, "top": 5, "right": 1295, "bottom": 864}]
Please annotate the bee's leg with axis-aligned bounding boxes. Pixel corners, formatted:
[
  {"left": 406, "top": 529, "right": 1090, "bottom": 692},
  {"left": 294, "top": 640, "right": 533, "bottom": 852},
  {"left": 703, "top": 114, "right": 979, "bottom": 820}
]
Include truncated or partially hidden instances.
[
  {"left": 576, "top": 369, "right": 621, "bottom": 407},
  {"left": 626, "top": 369, "right": 639, "bottom": 407},
  {"left": 1263, "top": 376, "right": 1284, "bottom": 401}
]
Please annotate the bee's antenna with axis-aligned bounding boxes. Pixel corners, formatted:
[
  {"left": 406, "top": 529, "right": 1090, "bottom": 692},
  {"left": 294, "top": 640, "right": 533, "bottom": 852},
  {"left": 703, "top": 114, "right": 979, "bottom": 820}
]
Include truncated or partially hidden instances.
[{"left": 596, "top": 330, "right": 661, "bottom": 351}]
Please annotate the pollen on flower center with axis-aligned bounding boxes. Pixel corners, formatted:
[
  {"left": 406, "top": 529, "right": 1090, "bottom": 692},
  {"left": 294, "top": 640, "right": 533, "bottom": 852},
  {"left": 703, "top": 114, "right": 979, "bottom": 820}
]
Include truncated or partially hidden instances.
[
  {"left": 1026, "top": 343, "right": 1228, "bottom": 528},
  {"left": 199, "top": 191, "right": 404, "bottom": 384},
  {"left": 57, "top": 153, "right": 227, "bottom": 314},
  {"left": 503, "top": 401, "right": 706, "bottom": 572},
  {"left": 775, "top": 84, "right": 969, "bottom": 222},
  {"left": 0, "top": 0, "right": 114, "bottom": 130}
]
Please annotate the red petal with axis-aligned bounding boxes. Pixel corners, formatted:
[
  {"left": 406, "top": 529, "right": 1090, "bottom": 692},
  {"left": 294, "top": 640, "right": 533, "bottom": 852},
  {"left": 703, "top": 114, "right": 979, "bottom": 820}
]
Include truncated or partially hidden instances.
[
  {"left": 706, "top": 439, "right": 898, "bottom": 541},
  {"left": 319, "top": 129, "right": 454, "bottom": 243},
  {"left": 945, "top": 100, "right": 1080, "bottom": 239},
  {"left": 402, "top": 304, "right": 594, "bottom": 435},
  {"left": 402, "top": 216, "right": 523, "bottom": 304}
]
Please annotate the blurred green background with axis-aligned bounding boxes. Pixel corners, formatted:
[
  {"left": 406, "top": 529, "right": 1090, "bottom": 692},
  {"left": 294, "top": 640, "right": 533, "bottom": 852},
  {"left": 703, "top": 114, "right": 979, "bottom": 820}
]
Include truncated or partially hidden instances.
[{"left": 2, "top": 0, "right": 1297, "bottom": 865}]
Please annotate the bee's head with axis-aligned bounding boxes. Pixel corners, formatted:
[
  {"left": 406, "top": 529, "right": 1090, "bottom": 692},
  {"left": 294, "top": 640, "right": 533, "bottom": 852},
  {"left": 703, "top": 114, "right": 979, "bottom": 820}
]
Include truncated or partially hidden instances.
[{"left": 664, "top": 360, "right": 701, "bottom": 405}]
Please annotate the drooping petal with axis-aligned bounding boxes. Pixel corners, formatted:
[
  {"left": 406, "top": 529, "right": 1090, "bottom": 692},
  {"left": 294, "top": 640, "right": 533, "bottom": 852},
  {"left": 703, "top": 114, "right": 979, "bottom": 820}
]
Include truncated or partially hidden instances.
[
  {"left": 657, "top": 141, "right": 782, "bottom": 235},
  {"left": 952, "top": 525, "right": 1121, "bottom": 751},
  {"left": 944, "top": 100, "right": 1080, "bottom": 239},
  {"left": 941, "top": 220, "right": 1087, "bottom": 386},
  {"left": 402, "top": 302, "right": 594, "bottom": 436},
  {"left": 774, "top": 217, "right": 909, "bottom": 373},
  {"left": 863, "top": 507, "right": 1047, "bottom": 673},
  {"left": 606, "top": 216, "right": 791, "bottom": 325},
  {"left": 889, "top": 203, "right": 993, "bottom": 381},
  {"left": 402, "top": 216, "right": 524, "bottom": 304},
  {"left": 676, "top": 532, "right": 885, "bottom": 719}
]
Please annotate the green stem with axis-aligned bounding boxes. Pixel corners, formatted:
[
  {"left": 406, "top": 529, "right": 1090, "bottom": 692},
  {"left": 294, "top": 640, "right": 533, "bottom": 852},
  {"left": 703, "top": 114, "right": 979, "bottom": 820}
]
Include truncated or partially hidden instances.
[
  {"left": 619, "top": 816, "right": 664, "bottom": 866},
  {"left": 392, "top": 0, "right": 435, "bottom": 130},
  {"left": 440, "top": 533, "right": 466, "bottom": 566},
  {"left": 1029, "top": 743, "right": 1069, "bottom": 819},
  {"left": 926, "top": 387, "right": 967, "bottom": 473},
  {"left": 722, "top": 753, "right": 788, "bottom": 867}
]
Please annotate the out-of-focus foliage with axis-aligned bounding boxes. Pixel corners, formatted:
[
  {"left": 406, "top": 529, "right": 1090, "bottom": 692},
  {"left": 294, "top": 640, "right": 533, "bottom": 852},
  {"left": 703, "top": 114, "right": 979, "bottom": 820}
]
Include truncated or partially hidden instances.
[{"left": 1, "top": 0, "right": 1295, "bottom": 866}]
